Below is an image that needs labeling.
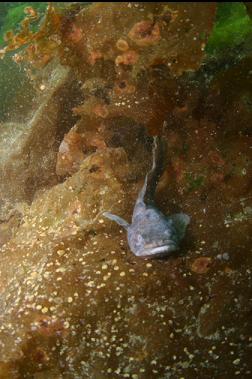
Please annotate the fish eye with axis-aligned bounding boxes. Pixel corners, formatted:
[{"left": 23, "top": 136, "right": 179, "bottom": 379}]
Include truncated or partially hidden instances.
[{"left": 136, "top": 234, "right": 144, "bottom": 246}]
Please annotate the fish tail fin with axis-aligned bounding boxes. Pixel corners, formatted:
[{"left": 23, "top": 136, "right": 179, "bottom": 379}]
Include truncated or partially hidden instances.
[{"left": 143, "top": 134, "right": 166, "bottom": 204}]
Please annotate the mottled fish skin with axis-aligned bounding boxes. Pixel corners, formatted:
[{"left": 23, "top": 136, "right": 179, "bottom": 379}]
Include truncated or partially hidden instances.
[{"left": 103, "top": 135, "right": 190, "bottom": 258}]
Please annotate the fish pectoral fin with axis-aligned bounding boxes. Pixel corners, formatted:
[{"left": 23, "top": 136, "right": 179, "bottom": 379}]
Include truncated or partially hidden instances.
[
  {"left": 170, "top": 213, "right": 190, "bottom": 240},
  {"left": 103, "top": 212, "right": 129, "bottom": 230}
]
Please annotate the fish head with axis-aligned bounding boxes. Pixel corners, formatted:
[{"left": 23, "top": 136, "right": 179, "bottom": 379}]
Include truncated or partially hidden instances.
[{"left": 127, "top": 207, "right": 182, "bottom": 258}]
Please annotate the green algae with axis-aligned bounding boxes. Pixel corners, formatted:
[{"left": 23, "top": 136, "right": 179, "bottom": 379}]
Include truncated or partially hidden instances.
[
  {"left": 206, "top": 2, "right": 252, "bottom": 57},
  {"left": 0, "top": 3, "right": 47, "bottom": 45},
  {"left": 186, "top": 173, "right": 205, "bottom": 192}
]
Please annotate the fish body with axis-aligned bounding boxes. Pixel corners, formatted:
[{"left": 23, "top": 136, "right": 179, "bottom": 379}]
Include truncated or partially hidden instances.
[{"left": 103, "top": 136, "right": 190, "bottom": 258}]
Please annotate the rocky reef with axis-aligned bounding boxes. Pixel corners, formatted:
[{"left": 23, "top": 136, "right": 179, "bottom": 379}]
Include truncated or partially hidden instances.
[{"left": 0, "top": 2, "right": 251, "bottom": 378}]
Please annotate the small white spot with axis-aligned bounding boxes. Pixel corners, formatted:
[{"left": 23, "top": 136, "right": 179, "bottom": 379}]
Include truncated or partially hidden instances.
[{"left": 233, "top": 359, "right": 241, "bottom": 365}]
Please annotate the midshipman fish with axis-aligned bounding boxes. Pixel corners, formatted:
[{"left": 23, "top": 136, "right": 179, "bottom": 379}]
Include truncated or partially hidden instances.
[{"left": 103, "top": 135, "right": 190, "bottom": 258}]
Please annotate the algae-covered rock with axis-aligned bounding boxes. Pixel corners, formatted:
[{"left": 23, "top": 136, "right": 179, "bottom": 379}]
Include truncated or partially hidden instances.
[
  {"left": 56, "top": 124, "right": 108, "bottom": 178},
  {"left": 0, "top": 3, "right": 217, "bottom": 134},
  {"left": 0, "top": 209, "right": 22, "bottom": 247},
  {"left": 0, "top": 147, "right": 130, "bottom": 376},
  {"left": 71, "top": 2, "right": 216, "bottom": 76},
  {"left": 65, "top": 2, "right": 216, "bottom": 133},
  {"left": 0, "top": 143, "right": 251, "bottom": 378}
]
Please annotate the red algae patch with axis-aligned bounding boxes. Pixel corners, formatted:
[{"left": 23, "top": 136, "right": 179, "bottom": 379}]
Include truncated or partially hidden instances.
[
  {"left": 66, "top": 24, "right": 83, "bottom": 43},
  {"left": 128, "top": 20, "right": 161, "bottom": 47},
  {"left": 88, "top": 50, "right": 103, "bottom": 65},
  {"left": 114, "top": 80, "right": 136, "bottom": 96},
  {"left": 191, "top": 257, "right": 212, "bottom": 274},
  {"left": 93, "top": 103, "right": 109, "bottom": 118},
  {"left": 115, "top": 50, "right": 139, "bottom": 65}
]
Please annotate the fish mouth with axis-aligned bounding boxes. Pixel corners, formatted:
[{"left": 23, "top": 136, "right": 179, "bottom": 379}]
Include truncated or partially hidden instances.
[{"left": 136, "top": 242, "right": 177, "bottom": 258}]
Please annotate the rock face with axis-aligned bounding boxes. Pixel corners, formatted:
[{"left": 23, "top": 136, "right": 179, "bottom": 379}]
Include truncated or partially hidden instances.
[
  {"left": 0, "top": 65, "right": 81, "bottom": 206},
  {"left": 0, "top": 56, "right": 37, "bottom": 123}
]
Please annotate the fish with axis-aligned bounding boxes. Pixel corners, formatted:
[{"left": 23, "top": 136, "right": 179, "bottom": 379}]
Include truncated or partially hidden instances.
[{"left": 103, "top": 135, "right": 190, "bottom": 258}]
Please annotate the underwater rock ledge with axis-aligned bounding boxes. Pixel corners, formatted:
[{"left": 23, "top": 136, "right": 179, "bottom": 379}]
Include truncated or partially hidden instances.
[{"left": 0, "top": 145, "right": 251, "bottom": 378}]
